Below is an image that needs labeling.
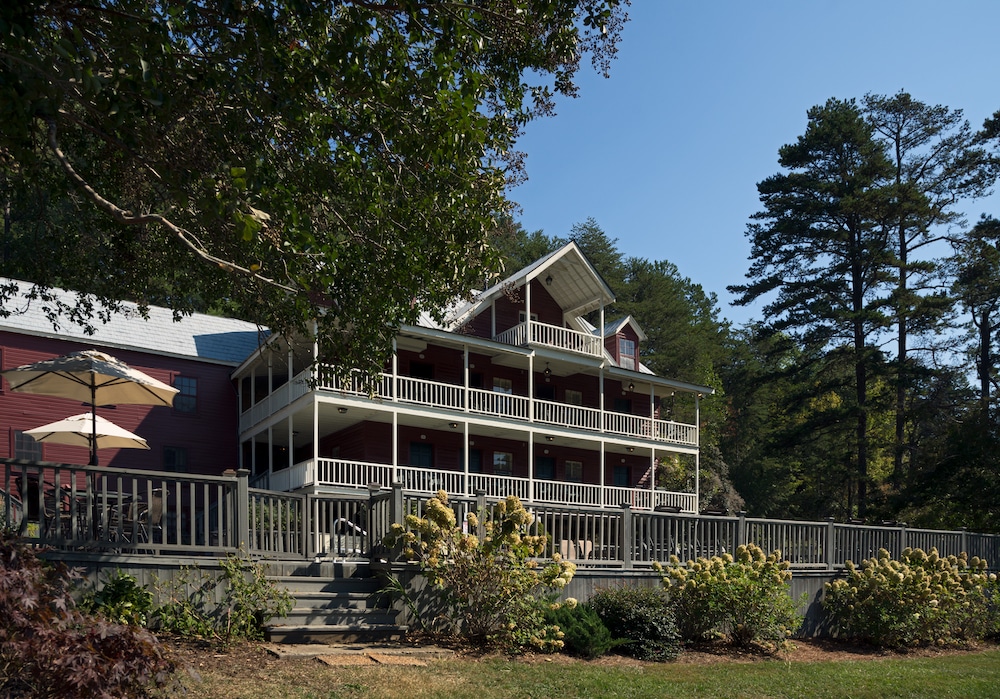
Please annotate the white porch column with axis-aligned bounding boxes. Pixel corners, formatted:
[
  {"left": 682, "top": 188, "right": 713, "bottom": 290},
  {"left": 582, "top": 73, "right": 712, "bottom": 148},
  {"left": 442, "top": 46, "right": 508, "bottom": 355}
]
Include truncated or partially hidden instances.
[
  {"left": 391, "top": 338, "right": 399, "bottom": 403},
  {"left": 695, "top": 392, "right": 701, "bottom": 512},
  {"left": 267, "top": 425, "right": 273, "bottom": 478},
  {"left": 650, "top": 448, "right": 655, "bottom": 499},
  {"left": 600, "top": 439, "right": 606, "bottom": 508},
  {"left": 312, "top": 394, "right": 319, "bottom": 481},
  {"left": 491, "top": 299, "right": 496, "bottom": 338},
  {"left": 287, "top": 419, "right": 294, "bottom": 471},
  {"left": 599, "top": 302, "right": 605, "bottom": 358},
  {"left": 528, "top": 353, "right": 534, "bottom": 425},
  {"left": 528, "top": 430, "right": 534, "bottom": 503},
  {"left": 392, "top": 411, "right": 398, "bottom": 484},
  {"left": 463, "top": 421, "right": 470, "bottom": 495},
  {"left": 463, "top": 346, "right": 470, "bottom": 413}
]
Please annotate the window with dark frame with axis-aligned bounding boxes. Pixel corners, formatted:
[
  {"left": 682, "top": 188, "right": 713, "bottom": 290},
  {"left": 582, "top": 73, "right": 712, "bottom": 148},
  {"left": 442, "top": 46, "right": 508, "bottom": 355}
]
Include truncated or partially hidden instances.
[
  {"left": 14, "top": 430, "right": 42, "bottom": 461},
  {"left": 536, "top": 456, "right": 555, "bottom": 480},
  {"left": 409, "top": 442, "right": 433, "bottom": 468},
  {"left": 565, "top": 460, "right": 583, "bottom": 483},
  {"left": 173, "top": 376, "right": 198, "bottom": 413},
  {"left": 614, "top": 465, "right": 630, "bottom": 487},
  {"left": 493, "top": 451, "right": 513, "bottom": 476},
  {"left": 163, "top": 446, "right": 188, "bottom": 472}
]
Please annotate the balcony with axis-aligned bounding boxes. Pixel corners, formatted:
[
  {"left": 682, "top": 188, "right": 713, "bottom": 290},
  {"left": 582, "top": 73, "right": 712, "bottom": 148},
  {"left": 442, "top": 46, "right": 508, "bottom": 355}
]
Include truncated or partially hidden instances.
[
  {"left": 493, "top": 320, "right": 603, "bottom": 357},
  {"left": 300, "top": 371, "right": 698, "bottom": 448},
  {"left": 272, "top": 458, "right": 699, "bottom": 513}
]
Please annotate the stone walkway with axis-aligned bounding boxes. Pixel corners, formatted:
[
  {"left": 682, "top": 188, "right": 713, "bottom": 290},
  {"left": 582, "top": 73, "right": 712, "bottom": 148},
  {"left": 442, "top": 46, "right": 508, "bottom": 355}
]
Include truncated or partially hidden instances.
[{"left": 263, "top": 643, "right": 454, "bottom": 666}]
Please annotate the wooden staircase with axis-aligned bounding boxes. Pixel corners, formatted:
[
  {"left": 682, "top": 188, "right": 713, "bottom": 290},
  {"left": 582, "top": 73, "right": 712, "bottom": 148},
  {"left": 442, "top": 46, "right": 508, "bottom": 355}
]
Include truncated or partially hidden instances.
[{"left": 265, "top": 561, "right": 408, "bottom": 644}]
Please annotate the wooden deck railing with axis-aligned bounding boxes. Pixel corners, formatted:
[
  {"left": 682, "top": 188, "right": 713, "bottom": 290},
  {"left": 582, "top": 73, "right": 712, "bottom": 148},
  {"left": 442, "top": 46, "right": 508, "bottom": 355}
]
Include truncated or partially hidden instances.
[{"left": 7, "top": 459, "right": 998, "bottom": 572}]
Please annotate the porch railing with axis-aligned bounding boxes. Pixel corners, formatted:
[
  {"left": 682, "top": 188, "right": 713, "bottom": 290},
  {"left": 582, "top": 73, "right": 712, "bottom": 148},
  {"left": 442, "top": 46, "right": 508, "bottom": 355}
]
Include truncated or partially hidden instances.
[
  {"left": 7, "top": 459, "right": 1000, "bottom": 573},
  {"left": 493, "top": 320, "right": 604, "bottom": 357}
]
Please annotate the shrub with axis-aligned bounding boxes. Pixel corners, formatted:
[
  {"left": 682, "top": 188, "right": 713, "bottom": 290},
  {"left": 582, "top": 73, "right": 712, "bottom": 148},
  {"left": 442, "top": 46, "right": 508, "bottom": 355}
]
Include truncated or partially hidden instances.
[
  {"left": 823, "top": 547, "right": 1000, "bottom": 647},
  {"left": 588, "top": 585, "right": 680, "bottom": 661},
  {"left": 152, "top": 551, "right": 293, "bottom": 644},
  {"left": 656, "top": 543, "right": 801, "bottom": 649},
  {"left": 0, "top": 532, "right": 175, "bottom": 698},
  {"left": 544, "top": 598, "right": 620, "bottom": 659},
  {"left": 385, "top": 491, "right": 575, "bottom": 652},
  {"left": 80, "top": 569, "right": 154, "bottom": 627}
]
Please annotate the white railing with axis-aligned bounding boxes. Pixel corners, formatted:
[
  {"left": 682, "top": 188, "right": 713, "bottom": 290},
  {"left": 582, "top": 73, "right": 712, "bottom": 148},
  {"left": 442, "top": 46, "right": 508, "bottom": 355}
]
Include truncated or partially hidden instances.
[
  {"left": 396, "top": 466, "right": 466, "bottom": 495},
  {"left": 494, "top": 321, "right": 603, "bottom": 357},
  {"left": 315, "top": 458, "right": 394, "bottom": 490},
  {"left": 269, "top": 460, "right": 313, "bottom": 492},
  {"left": 604, "top": 411, "right": 651, "bottom": 438},
  {"left": 396, "top": 375, "right": 464, "bottom": 410},
  {"left": 469, "top": 388, "right": 531, "bottom": 419},
  {"left": 653, "top": 420, "right": 698, "bottom": 445},
  {"left": 534, "top": 399, "right": 602, "bottom": 430},
  {"left": 240, "top": 369, "right": 313, "bottom": 432},
  {"left": 606, "top": 485, "right": 654, "bottom": 510},
  {"left": 470, "top": 473, "right": 531, "bottom": 500},
  {"left": 654, "top": 490, "right": 698, "bottom": 513},
  {"left": 534, "top": 480, "right": 603, "bottom": 507}
]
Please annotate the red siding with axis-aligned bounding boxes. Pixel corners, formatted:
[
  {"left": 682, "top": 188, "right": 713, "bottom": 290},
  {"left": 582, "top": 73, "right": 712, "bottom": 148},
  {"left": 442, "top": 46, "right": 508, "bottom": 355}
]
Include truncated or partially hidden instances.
[{"left": 1, "top": 332, "right": 239, "bottom": 476}]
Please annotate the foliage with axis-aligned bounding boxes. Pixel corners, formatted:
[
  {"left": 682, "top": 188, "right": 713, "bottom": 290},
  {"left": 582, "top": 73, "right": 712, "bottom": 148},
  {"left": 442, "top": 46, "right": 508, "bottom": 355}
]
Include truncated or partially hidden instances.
[
  {"left": 0, "top": 0, "right": 628, "bottom": 375},
  {"left": 80, "top": 569, "right": 154, "bottom": 627},
  {"left": 823, "top": 547, "right": 1000, "bottom": 647},
  {"left": 0, "top": 532, "right": 175, "bottom": 698},
  {"left": 152, "top": 552, "right": 292, "bottom": 644},
  {"left": 543, "top": 597, "right": 621, "bottom": 659},
  {"left": 385, "top": 491, "right": 575, "bottom": 651},
  {"left": 656, "top": 543, "right": 801, "bottom": 649},
  {"left": 587, "top": 584, "right": 680, "bottom": 661}
]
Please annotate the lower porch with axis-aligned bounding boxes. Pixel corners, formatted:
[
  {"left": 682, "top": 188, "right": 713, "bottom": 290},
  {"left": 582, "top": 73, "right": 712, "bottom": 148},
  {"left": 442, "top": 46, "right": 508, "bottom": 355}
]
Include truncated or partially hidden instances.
[{"left": 264, "top": 458, "right": 698, "bottom": 513}]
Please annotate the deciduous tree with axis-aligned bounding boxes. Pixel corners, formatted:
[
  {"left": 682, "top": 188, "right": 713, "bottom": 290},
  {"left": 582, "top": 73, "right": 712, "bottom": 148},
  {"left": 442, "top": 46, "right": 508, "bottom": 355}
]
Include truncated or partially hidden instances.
[{"left": 0, "top": 0, "right": 628, "bottom": 371}]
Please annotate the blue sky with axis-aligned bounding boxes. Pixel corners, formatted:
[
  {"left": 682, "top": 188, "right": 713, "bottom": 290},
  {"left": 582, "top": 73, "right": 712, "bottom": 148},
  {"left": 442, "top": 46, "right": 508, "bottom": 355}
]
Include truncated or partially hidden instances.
[{"left": 510, "top": 1, "right": 1000, "bottom": 326}]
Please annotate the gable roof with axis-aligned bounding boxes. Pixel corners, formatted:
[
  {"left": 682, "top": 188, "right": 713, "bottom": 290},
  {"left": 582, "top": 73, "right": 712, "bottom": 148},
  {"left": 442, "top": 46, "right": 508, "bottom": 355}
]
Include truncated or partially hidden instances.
[
  {"left": 0, "top": 279, "right": 265, "bottom": 365},
  {"left": 603, "top": 315, "right": 648, "bottom": 343},
  {"left": 443, "top": 242, "right": 616, "bottom": 329}
]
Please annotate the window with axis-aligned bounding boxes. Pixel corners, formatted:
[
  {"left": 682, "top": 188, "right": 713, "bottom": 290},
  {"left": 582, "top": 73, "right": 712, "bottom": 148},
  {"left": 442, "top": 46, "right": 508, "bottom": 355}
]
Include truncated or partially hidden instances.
[
  {"left": 565, "top": 389, "right": 583, "bottom": 406},
  {"left": 470, "top": 372, "right": 484, "bottom": 389},
  {"left": 164, "top": 446, "right": 188, "bottom": 472},
  {"left": 535, "top": 384, "right": 555, "bottom": 401},
  {"left": 565, "top": 460, "right": 583, "bottom": 483},
  {"left": 492, "top": 377, "right": 513, "bottom": 394},
  {"left": 614, "top": 397, "right": 632, "bottom": 414},
  {"left": 493, "top": 451, "right": 513, "bottom": 476},
  {"left": 619, "top": 337, "right": 636, "bottom": 370},
  {"left": 468, "top": 449, "right": 482, "bottom": 473},
  {"left": 409, "top": 442, "right": 433, "bottom": 468},
  {"left": 14, "top": 430, "right": 42, "bottom": 461},
  {"left": 536, "top": 456, "right": 555, "bottom": 480},
  {"left": 518, "top": 311, "right": 539, "bottom": 323},
  {"left": 614, "top": 465, "right": 630, "bottom": 487},
  {"left": 173, "top": 376, "right": 198, "bottom": 413}
]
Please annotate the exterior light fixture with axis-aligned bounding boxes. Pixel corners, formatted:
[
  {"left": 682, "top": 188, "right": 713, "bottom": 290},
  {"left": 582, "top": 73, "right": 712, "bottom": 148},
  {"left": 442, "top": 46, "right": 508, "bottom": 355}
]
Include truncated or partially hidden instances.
[
  {"left": 338, "top": 407, "right": 348, "bottom": 414},
  {"left": 544, "top": 364, "right": 551, "bottom": 377},
  {"left": 628, "top": 382, "right": 635, "bottom": 392},
  {"left": 448, "top": 422, "right": 459, "bottom": 429},
  {"left": 627, "top": 447, "right": 635, "bottom": 453},
  {"left": 546, "top": 435, "right": 554, "bottom": 442},
  {"left": 545, "top": 274, "right": 553, "bottom": 286}
]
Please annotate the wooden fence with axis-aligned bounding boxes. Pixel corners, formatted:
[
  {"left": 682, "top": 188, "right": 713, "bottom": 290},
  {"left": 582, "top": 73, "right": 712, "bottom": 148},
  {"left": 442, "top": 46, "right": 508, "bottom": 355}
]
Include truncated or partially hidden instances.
[{"left": 3, "top": 458, "right": 999, "bottom": 571}]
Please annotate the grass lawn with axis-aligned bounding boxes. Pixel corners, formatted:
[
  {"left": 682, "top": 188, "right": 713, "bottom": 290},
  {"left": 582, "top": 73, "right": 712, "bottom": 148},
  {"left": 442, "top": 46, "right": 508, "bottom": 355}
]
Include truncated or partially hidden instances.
[{"left": 171, "top": 644, "right": 1000, "bottom": 699}]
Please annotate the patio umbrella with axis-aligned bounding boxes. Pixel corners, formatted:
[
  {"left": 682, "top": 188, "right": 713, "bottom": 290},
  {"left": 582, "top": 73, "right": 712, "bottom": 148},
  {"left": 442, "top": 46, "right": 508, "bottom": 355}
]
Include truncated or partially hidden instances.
[
  {"left": 25, "top": 413, "right": 150, "bottom": 452},
  {"left": 1, "top": 349, "right": 176, "bottom": 464}
]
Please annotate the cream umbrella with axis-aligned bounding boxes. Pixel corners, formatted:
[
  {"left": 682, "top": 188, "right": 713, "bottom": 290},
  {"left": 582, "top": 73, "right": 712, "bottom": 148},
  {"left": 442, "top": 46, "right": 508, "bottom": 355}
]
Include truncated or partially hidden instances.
[
  {"left": 2, "top": 349, "right": 176, "bottom": 465},
  {"left": 25, "top": 413, "right": 151, "bottom": 452}
]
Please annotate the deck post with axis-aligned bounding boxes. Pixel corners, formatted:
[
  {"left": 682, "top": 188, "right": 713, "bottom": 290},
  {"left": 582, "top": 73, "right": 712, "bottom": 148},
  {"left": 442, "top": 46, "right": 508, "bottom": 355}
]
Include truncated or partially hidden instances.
[
  {"left": 899, "top": 522, "right": 907, "bottom": 554},
  {"left": 737, "top": 510, "right": 746, "bottom": 547},
  {"left": 475, "top": 489, "right": 487, "bottom": 538},
  {"left": 391, "top": 482, "right": 404, "bottom": 527},
  {"left": 234, "top": 468, "right": 250, "bottom": 550},
  {"left": 825, "top": 517, "right": 836, "bottom": 571},
  {"left": 961, "top": 527, "right": 968, "bottom": 556},
  {"left": 620, "top": 503, "right": 633, "bottom": 570}
]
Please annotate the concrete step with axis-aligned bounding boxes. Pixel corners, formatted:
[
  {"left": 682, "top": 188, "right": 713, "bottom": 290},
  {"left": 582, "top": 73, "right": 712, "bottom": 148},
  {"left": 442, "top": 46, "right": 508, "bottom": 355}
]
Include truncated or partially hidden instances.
[
  {"left": 273, "top": 608, "right": 401, "bottom": 626},
  {"left": 266, "top": 623, "right": 409, "bottom": 645}
]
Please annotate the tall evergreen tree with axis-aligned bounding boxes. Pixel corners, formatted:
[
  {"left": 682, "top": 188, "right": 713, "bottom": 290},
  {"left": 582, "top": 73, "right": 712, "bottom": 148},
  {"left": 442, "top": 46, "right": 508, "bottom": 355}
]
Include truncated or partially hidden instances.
[
  {"left": 730, "top": 98, "right": 896, "bottom": 518},
  {"left": 862, "top": 92, "right": 994, "bottom": 483}
]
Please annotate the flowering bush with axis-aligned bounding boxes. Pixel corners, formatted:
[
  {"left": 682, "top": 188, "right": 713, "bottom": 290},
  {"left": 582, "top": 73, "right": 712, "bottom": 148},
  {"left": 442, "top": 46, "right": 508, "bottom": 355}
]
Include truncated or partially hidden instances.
[
  {"left": 823, "top": 547, "right": 1000, "bottom": 647},
  {"left": 385, "top": 492, "right": 575, "bottom": 651},
  {"left": 655, "top": 543, "right": 801, "bottom": 649},
  {"left": 587, "top": 585, "right": 680, "bottom": 661}
]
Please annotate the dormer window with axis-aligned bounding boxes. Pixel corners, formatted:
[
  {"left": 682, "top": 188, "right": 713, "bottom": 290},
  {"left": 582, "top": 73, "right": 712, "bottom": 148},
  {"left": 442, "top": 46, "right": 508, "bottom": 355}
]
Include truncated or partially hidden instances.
[{"left": 619, "top": 338, "right": 636, "bottom": 370}]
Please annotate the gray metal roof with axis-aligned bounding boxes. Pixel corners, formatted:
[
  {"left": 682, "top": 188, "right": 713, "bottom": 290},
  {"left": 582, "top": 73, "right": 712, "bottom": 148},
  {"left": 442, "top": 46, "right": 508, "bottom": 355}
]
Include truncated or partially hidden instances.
[{"left": 0, "top": 279, "right": 265, "bottom": 365}]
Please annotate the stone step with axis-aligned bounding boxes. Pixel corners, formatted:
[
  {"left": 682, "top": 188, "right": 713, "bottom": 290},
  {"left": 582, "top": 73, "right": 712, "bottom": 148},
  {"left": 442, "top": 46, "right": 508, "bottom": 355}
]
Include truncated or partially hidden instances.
[
  {"left": 266, "top": 623, "right": 409, "bottom": 645},
  {"left": 273, "top": 607, "right": 401, "bottom": 626}
]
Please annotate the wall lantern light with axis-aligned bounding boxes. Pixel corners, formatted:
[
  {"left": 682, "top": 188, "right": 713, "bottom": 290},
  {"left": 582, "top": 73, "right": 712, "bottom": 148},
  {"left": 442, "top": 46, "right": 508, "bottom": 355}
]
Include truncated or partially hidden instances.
[
  {"left": 338, "top": 407, "right": 348, "bottom": 414},
  {"left": 545, "top": 274, "right": 553, "bottom": 286},
  {"left": 628, "top": 382, "right": 635, "bottom": 392}
]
